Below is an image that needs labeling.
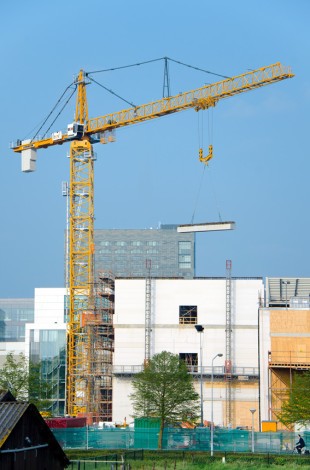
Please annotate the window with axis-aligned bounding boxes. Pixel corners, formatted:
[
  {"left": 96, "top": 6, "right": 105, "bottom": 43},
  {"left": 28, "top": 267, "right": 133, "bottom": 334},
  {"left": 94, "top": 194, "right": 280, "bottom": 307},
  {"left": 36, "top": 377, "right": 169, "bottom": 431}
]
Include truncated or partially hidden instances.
[
  {"left": 147, "top": 241, "right": 158, "bottom": 246},
  {"left": 116, "top": 241, "right": 126, "bottom": 246},
  {"left": 179, "top": 262, "right": 191, "bottom": 269},
  {"left": 132, "top": 241, "right": 142, "bottom": 246},
  {"left": 179, "top": 305, "right": 197, "bottom": 324},
  {"left": 179, "top": 241, "right": 191, "bottom": 253},
  {"left": 179, "top": 254, "right": 192, "bottom": 270},
  {"left": 179, "top": 353, "right": 198, "bottom": 372},
  {"left": 179, "top": 255, "right": 191, "bottom": 262}
]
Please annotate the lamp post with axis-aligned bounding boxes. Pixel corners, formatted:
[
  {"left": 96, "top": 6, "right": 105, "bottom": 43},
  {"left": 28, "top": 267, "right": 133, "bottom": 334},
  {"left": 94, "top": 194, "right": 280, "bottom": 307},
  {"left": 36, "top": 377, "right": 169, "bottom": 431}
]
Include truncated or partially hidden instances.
[
  {"left": 195, "top": 324, "right": 204, "bottom": 426},
  {"left": 250, "top": 408, "right": 256, "bottom": 453},
  {"left": 211, "top": 353, "right": 223, "bottom": 457}
]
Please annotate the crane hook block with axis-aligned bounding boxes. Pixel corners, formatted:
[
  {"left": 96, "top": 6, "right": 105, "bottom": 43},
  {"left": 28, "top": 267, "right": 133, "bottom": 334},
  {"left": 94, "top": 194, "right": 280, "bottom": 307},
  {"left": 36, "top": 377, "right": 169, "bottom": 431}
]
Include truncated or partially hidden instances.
[{"left": 199, "top": 145, "right": 213, "bottom": 165}]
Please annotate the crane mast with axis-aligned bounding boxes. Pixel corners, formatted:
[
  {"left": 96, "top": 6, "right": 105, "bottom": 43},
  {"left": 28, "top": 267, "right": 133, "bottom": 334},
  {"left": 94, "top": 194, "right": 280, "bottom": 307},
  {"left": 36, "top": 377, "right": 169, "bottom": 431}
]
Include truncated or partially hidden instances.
[
  {"left": 11, "top": 62, "right": 294, "bottom": 419},
  {"left": 68, "top": 139, "right": 95, "bottom": 416}
]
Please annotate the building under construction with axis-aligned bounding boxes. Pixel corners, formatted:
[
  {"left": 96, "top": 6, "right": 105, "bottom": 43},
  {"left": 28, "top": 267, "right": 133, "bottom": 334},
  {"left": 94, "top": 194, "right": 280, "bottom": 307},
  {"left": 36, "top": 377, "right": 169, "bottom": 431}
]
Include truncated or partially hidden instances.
[
  {"left": 113, "top": 276, "right": 263, "bottom": 429},
  {"left": 1, "top": 275, "right": 310, "bottom": 430},
  {"left": 259, "top": 277, "right": 310, "bottom": 430}
]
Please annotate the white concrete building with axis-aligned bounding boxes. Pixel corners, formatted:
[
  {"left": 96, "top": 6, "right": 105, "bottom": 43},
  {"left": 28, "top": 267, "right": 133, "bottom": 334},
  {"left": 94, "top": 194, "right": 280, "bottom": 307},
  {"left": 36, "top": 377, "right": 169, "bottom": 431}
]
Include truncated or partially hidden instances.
[
  {"left": 113, "top": 278, "right": 263, "bottom": 428},
  {"left": 0, "top": 279, "right": 264, "bottom": 427}
]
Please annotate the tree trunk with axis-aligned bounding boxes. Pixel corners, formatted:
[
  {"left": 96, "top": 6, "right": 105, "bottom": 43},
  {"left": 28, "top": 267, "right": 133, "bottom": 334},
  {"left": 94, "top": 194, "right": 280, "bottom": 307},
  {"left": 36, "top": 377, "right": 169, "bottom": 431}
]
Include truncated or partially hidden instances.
[{"left": 158, "top": 419, "right": 164, "bottom": 449}]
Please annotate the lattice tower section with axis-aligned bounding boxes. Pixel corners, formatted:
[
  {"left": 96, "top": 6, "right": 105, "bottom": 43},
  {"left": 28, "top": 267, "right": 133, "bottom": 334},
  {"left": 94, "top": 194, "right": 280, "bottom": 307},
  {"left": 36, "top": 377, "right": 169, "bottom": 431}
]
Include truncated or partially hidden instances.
[{"left": 67, "top": 139, "right": 95, "bottom": 416}]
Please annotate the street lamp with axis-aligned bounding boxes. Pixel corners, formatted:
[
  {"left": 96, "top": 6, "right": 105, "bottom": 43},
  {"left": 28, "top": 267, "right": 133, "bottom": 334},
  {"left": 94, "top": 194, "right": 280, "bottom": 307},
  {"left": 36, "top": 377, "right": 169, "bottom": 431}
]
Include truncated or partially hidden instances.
[
  {"left": 195, "top": 324, "right": 204, "bottom": 426},
  {"left": 210, "top": 353, "right": 223, "bottom": 457},
  {"left": 249, "top": 408, "right": 256, "bottom": 453}
]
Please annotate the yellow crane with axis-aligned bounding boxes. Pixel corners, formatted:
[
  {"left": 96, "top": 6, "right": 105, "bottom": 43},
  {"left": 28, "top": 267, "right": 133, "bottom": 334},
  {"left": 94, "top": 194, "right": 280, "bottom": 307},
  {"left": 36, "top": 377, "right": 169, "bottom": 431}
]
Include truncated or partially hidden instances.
[{"left": 12, "top": 62, "right": 294, "bottom": 419}]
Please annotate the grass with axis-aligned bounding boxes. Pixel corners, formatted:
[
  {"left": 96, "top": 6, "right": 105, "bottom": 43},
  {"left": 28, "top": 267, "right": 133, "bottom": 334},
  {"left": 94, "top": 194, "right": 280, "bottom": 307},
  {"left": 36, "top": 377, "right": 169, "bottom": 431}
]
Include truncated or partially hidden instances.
[{"left": 65, "top": 449, "right": 310, "bottom": 469}]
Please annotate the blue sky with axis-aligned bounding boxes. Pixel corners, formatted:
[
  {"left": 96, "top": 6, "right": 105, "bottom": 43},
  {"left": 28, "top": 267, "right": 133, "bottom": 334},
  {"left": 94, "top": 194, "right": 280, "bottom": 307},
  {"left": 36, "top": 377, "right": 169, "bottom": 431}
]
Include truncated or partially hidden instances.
[{"left": 1, "top": 0, "right": 309, "bottom": 297}]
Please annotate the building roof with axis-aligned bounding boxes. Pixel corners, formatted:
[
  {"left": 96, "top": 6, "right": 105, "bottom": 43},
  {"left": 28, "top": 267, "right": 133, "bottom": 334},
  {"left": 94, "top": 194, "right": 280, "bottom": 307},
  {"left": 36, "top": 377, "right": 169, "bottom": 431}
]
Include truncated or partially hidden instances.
[
  {"left": 0, "top": 390, "right": 16, "bottom": 402},
  {"left": 0, "top": 392, "right": 69, "bottom": 466},
  {"left": 0, "top": 402, "right": 28, "bottom": 447},
  {"left": 266, "top": 277, "right": 310, "bottom": 307}
]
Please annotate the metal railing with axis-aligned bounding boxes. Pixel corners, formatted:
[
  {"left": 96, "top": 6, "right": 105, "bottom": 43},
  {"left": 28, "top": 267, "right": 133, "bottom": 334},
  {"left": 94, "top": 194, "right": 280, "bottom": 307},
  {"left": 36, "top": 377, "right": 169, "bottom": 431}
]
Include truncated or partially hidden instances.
[{"left": 113, "top": 365, "right": 258, "bottom": 377}]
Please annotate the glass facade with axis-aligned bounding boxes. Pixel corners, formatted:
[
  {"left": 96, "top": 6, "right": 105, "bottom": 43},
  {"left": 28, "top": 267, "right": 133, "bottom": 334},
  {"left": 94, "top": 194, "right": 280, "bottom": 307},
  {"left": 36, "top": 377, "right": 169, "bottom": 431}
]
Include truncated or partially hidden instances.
[
  {"left": 0, "top": 299, "right": 34, "bottom": 342},
  {"left": 94, "top": 225, "right": 195, "bottom": 278},
  {"left": 29, "top": 329, "right": 66, "bottom": 415}
]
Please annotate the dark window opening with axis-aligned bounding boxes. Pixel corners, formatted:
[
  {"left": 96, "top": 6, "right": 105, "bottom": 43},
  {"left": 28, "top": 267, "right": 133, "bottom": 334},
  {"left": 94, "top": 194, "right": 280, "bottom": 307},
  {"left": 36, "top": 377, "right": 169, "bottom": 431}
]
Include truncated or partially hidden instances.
[
  {"left": 179, "top": 353, "right": 198, "bottom": 372},
  {"left": 179, "top": 305, "right": 197, "bottom": 324}
]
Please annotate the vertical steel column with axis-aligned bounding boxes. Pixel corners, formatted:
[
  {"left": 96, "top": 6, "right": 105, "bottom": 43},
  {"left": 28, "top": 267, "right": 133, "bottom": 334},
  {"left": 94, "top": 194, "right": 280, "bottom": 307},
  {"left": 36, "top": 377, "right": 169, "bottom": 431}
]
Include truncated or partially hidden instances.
[
  {"left": 225, "top": 260, "right": 232, "bottom": 427},
  {"left": 144, "top": 259, "right": 152, "bottom": 363}
]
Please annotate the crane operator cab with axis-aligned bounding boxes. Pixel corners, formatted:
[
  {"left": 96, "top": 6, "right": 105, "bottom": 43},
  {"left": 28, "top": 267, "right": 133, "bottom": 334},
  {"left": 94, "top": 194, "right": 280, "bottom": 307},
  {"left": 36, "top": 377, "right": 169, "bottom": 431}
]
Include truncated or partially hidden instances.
[{"left": 67, "top": 122, "right": 84, "bottom": 139}]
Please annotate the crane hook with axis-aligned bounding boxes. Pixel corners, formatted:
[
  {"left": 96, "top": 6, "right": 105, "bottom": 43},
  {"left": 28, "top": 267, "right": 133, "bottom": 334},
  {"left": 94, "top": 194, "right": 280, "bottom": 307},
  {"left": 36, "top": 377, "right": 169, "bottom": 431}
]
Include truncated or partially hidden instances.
[{"left": 199, "top": 145, "right": 213, "bottom": 165}]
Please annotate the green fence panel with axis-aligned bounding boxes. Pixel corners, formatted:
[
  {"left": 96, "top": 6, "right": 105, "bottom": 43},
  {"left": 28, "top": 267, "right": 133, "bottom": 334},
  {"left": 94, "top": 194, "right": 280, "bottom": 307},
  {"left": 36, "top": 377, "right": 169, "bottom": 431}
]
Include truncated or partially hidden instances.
[{"left": 51, "top": 427, "right": 310, "bottom": 453}]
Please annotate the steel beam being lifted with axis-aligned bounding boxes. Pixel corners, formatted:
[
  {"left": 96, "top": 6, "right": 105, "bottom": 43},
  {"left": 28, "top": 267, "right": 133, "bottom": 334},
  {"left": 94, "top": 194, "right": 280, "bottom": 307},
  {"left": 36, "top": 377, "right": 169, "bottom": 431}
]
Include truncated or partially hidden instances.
[{"left": 177, "top": 221, "right": 235, "bottom": 233}]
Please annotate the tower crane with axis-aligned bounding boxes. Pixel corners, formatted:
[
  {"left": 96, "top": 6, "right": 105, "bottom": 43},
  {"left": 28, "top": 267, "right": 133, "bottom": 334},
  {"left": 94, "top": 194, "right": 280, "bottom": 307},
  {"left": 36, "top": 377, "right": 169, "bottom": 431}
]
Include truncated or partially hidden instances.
[{"left": 12, "top": 62, "right": 294, "bottom": 419}]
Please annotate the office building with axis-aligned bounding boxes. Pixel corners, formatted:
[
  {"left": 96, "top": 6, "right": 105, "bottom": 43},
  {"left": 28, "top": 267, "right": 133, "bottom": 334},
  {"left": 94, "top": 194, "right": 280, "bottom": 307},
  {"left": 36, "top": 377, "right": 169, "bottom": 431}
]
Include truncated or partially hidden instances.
[
  {"left": 94, "top": 225, "right": 195, "bottom": 279},
  {"left": 0, "top": 298, "right": 34, "bottom": 365}
]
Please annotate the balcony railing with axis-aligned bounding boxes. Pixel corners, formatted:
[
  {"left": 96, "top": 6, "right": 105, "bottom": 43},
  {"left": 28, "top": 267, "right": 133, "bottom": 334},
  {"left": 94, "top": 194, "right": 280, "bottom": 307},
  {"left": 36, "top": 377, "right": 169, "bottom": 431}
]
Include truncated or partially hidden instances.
[
  {"left": 113, "top": 364, "right": 258, "bottom": 377},
  {"left": 269, "top": 351, "right": 310, "bottom": 368}
]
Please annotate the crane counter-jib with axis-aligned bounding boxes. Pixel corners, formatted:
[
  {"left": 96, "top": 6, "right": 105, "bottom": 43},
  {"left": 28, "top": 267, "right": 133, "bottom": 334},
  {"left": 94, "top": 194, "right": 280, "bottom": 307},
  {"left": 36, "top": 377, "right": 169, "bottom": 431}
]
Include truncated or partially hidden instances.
[{"left": 11, "top": 62, "right": 294, "bottom": 158}]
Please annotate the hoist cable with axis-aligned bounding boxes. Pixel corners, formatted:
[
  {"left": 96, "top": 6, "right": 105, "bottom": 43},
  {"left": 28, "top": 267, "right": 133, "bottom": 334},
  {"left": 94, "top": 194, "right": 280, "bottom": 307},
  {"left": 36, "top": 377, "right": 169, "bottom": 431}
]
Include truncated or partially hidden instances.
[
  {"left": 208, "top": 170, "right": 223, "bottom": 222},
  {"left": 191, "top": 165, "right": 207, "bottom": 224}
]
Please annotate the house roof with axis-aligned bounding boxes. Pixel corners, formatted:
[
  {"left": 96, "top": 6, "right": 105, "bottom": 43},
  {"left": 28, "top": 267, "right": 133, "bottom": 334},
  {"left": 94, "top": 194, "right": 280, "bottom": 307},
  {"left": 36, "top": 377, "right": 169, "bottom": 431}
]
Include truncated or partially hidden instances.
[
  {"left": 0, "top": 396, "right": 69, "bottom": 466},
  {"left": 0, "top": 390, "right": 16, "bottom": 402},
  {"left": 0, "top": 402, "right": 28, "bottom": 447}
]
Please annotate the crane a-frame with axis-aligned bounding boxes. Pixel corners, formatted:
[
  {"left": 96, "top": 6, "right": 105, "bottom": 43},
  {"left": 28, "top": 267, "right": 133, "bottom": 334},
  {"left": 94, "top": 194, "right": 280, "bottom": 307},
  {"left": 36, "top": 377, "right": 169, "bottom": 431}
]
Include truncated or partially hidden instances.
[{"left": 12, "top": 62, "right": 294, "bottom": 419}]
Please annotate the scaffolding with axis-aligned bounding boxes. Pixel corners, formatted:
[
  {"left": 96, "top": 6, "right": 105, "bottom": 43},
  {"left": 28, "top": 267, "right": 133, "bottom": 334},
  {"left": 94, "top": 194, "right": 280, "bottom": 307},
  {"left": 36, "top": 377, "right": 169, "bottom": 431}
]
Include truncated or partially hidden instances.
[
  {"left": 88, "top": 271, "right": 115, "bottom": 422},
  {"left": 76, "top": 272, "right": 115, "bottom": 422},
  {"left": 268, "top": 350, "right": 310, "bottom": 429}
]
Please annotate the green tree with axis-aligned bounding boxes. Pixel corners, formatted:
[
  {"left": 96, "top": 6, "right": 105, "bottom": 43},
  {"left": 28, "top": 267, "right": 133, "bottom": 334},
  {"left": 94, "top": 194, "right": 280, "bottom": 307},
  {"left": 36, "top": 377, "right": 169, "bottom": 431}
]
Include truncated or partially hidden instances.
[
  {"left": 28, "top": 361, "right": 53, "bottom": 413},
  {"left": 130, "top": 351, "right": 200, "bottom": 449},
  {"left": 0, "top": 352, "right": 52, "bottom": 413},
  {"left": 0, "top": 352, "right": 29, "bottom": 400},
  {"left": 279, "top": 370, "right": 310, "bottom": 427}
]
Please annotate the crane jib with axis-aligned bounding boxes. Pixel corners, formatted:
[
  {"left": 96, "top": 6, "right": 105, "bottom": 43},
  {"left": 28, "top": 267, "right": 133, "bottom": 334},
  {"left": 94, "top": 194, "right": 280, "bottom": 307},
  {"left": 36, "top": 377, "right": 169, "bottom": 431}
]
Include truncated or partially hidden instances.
[{"left": 12, "top": 62, "right": 294, "bottom": 163}]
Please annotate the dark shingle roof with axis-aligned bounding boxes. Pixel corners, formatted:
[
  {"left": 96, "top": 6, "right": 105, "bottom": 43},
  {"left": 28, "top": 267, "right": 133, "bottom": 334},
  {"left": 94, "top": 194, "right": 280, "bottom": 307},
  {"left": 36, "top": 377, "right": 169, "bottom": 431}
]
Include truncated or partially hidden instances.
[
  {"left": 0, "top": 390, "right": 16, "bottom": 402},
  {"left": 0, "top": 402, "right": 28, "bottom": 446},
  {"left": 0, "top": 400, "right": 69, "bottom": 466}
]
